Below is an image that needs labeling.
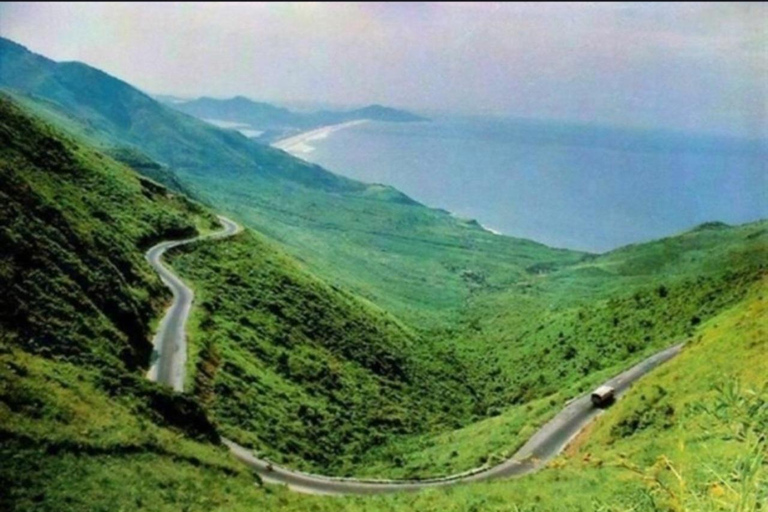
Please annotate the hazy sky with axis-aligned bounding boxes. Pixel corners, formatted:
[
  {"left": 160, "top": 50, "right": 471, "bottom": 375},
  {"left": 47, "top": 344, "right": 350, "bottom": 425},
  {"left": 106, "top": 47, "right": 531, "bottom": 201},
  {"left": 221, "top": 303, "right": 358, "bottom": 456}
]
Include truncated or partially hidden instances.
[{"left": 1, "top": 2, "right": 765, "bottom": 136}]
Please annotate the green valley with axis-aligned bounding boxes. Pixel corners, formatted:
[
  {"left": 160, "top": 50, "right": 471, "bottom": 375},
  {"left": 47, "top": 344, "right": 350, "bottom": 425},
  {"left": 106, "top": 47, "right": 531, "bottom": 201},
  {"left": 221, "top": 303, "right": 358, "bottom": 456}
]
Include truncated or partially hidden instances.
[{"left": 165, "top": 214, "right": 766, "bottom": 478}]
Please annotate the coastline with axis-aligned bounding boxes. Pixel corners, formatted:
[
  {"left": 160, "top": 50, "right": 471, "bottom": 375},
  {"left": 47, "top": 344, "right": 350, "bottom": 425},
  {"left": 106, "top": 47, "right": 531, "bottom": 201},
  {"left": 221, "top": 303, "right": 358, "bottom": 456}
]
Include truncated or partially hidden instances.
[
  {"left": 276, "top": 123, "right": 503, "bottom": 238},
  {"left": 272, "top": 119, "right": 369, "bottom": 157}
]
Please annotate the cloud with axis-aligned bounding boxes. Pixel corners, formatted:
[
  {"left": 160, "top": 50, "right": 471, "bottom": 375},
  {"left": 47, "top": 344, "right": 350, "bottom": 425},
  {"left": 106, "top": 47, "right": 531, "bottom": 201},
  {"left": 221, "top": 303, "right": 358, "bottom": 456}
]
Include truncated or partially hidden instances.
[{"left": 0, "top": 2, "right": 764, "bottom": 136}]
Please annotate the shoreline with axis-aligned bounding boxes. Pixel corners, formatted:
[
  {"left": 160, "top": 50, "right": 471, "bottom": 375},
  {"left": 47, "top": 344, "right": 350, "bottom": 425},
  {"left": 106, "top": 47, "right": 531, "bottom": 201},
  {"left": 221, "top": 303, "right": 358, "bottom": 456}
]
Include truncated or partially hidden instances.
[
  {"left": 272, "top": 119, "right": 369, "bottom": 157},
  {"left": 276, "top": 123, "right": 503, "bottom": 238}
]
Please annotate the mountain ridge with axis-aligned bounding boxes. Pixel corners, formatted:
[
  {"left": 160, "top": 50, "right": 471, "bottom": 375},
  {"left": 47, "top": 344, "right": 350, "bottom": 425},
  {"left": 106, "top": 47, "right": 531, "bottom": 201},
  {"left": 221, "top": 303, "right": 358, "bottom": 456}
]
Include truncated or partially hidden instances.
[{"left": 164, "top": 94, "right": 427, "bottom": 142}]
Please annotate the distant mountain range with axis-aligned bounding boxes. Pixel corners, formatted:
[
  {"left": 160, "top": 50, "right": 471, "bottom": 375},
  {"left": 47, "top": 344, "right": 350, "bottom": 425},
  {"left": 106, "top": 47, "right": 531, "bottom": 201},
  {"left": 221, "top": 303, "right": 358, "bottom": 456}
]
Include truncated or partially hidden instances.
[{"left": 160, "top": 95, "right": 427, "bottom": 142}]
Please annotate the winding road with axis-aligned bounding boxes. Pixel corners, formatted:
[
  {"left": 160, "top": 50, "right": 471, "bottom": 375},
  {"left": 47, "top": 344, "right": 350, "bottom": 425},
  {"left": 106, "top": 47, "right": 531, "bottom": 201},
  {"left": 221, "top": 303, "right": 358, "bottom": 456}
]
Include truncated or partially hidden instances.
[
  {"left": 146, "top": 215, "right": 241, "bottom": 391},
  {"left": 145, "top": 217, "right": 683, "bottom": 494}
]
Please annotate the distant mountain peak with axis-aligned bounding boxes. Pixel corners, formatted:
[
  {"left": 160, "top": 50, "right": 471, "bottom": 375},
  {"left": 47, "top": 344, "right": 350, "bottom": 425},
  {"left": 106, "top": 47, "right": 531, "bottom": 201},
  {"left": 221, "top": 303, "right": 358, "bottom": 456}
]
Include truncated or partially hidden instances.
[
  {"left": 690, "top": 221, "right": 731, "bottom": 232},
  {"left": 0, "top": 36, "right": 29, "bottom": 52}
]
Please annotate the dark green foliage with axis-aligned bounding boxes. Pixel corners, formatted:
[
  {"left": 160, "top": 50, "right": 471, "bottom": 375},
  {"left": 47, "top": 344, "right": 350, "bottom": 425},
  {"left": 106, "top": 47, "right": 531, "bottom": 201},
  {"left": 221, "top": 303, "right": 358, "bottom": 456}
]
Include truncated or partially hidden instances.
[
  {"left": 168, "top": 232, "right": 481, "bottom": 473},
  {"left": 106, "top": 146, "right": 193, "bottom": 196},
  {"left": 0, "top": 95, "right": 206, "bottom": 369},
  {"left": 0, "top": 95, "right": 221, "bottom": 447},
  {"left": 610, "top": 385, "right": 675, "bottom": 438}
]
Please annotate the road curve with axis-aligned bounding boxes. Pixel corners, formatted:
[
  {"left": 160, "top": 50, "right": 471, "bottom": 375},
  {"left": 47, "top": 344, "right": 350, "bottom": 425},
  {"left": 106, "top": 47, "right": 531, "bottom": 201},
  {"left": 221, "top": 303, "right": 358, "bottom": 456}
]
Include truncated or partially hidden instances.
[
  {"left": 146, "top": 215, "right": 241, "bottom": 391},
  {"left": 145, "top": 216, "right": 683, "bottom": 494},
  {"left": 225, "top": 343, "right": 682, "bottom": 494}
]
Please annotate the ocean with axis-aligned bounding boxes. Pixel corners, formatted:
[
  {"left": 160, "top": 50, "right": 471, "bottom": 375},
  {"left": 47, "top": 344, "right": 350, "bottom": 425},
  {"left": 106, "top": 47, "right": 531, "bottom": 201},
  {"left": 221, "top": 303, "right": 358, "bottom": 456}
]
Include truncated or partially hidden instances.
[{"left": 290, "top": 117, "right": 767, "bottom": 252}]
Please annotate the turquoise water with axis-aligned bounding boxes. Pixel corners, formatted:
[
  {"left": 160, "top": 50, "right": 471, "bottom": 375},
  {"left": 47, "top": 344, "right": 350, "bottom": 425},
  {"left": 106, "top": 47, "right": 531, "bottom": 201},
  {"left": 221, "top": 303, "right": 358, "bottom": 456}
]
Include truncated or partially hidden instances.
[{"left": 299, "top": 117, "right": 767, "bottom": 252}]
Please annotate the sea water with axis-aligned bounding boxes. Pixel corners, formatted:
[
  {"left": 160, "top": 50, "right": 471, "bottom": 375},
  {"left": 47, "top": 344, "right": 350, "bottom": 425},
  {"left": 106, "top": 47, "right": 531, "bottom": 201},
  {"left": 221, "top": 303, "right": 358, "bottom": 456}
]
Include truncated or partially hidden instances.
[{"left": 297, "top": 117, "right": 767, "bottom": 252}]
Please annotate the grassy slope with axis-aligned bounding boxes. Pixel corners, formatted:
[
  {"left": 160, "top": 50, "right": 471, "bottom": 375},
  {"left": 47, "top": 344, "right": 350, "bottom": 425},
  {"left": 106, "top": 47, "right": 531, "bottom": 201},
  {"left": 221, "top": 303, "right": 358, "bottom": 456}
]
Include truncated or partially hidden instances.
[
  {"left": 165, "top": 230, "right": 486, "bottom": 474},
  {"left": 0, "top": 94, "right": 218, "bottom": 370},
  {"left": 335, "top": 276, "right": 766, "bottom": 512},
  {"left": 0, "top": 93, "right": 276, "bottom": 509},
  {"left": 160, "top": 214, "right": 765, "bottom": 479},
  {"left": 5, "top": 277, "right": 764, "bottom": 512},
  {"left": 215, "top": 178, "right": 583, "bottom": 328},
  {"left": 350, "top": 221, "right": 766, "bottom": 477}
]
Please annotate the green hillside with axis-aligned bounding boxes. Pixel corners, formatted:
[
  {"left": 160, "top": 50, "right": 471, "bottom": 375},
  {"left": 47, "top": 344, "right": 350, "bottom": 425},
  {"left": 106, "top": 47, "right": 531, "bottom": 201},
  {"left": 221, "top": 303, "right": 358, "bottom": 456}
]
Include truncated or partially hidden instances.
[
  {"left": 163, "top": 213, "right": 765, "bottom": 478},
  {"left": 328, "top": 277, "right": 767, "bottom": 511},
  {"left": 0, "top": 93, "right": 266, "bottom": 510},
  {"left": 165, "top": 231, "right": 484, "bottom": 473},
  {"left": 0, "top": 38, "right": 356, "bottom": 192},
  {"left": 0, "top": 93, "right": 403, "bottom": 506},
  {"left": 0, "top": 94, "right": 216, "bottom": 371},
  {"left": 6, "top": 250, "right": 764, "bottom": 512},
  {"left": 0, "top": 36, "right": 586, "bottom": 330},
  {"left": 349, "top": 220, "right": 767, "bottom": 477}
]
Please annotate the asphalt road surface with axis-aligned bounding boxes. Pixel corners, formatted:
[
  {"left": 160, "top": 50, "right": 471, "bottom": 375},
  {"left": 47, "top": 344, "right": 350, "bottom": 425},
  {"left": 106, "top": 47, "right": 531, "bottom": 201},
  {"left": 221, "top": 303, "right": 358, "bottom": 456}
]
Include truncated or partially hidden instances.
[
  {"left": 224, "top": 343, "right": 682, "bottom": 494},
  {"left": 145, "top": 215, "right": 240, "bottom": 391},
  {"left": 145, "top": 216, "right": 683, "bottom": 494}
]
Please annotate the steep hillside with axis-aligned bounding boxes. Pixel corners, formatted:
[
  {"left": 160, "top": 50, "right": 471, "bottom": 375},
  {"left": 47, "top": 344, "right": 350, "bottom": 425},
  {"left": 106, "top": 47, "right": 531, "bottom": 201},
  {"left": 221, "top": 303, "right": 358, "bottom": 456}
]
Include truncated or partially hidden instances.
[
  {"left": 0, "top": 37, "right": 359, "bottom": 192},
  {"left": 0, "top": 94, "right": 217, "bottom": 371},
  {"left": 166, "top": 231, "right": 483, "bottom": 473},
  {"left": 347, "top": 221, "right": 766, "bottom": 478},
  {"left": 0, "top": 93, "right": 266, "bottom": 510},
  {"left": 335, "top": 277, "right": 766, "bottom": 511},
  {"left": 0, "top": 96, "right": 410, "bottom": 504},
  {"left": 0, "top": 36, "right": 586, "bottom": 330}
]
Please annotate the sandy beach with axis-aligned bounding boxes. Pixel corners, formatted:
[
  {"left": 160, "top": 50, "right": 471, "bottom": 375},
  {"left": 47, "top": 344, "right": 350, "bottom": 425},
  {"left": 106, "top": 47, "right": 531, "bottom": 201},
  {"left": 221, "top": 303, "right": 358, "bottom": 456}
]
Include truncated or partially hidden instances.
[
  {"left": 272, "top": 120, "right": 369, "bottom": 156},
  {"left": 203, "top": 119, "right": 264, "bottom": 138}
]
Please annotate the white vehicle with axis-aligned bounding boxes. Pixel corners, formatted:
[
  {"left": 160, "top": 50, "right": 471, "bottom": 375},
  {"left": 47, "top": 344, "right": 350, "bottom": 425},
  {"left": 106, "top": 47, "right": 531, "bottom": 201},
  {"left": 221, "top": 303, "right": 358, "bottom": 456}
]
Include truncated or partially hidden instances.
[{"left": 591, "top": 385, "right": 615, "bottom": 407}]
